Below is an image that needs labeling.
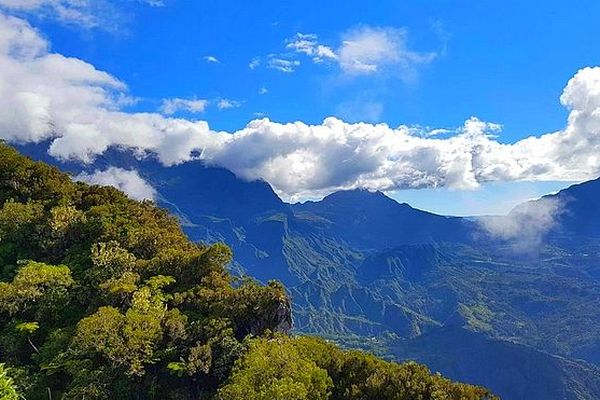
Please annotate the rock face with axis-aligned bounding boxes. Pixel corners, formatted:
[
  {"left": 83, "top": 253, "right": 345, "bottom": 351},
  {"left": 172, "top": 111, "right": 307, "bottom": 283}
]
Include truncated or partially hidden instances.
[
  {"left": 243, "top": 300, "right": 293, "bottom": 337},
  {"left": 271, "top": 298, "right": 294, "bottom": 334}
]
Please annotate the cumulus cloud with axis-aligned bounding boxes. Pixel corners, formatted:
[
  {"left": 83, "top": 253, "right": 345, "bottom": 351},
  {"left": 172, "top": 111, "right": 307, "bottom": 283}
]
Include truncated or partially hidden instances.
[
  {"left": 2, "top": 13, "right": 600, "bottom": 202},
  {"left": 0, "top": 13, "right": 226, "bottom": 165},
  {"left": 203, "top": 117, "right": 500, "bottom": 201},
  {"left": 160, "top": 98, "right": 209, "bottom": 115},
  {"left": 75, "top": 167, "right": 156, "bottom": 201}
]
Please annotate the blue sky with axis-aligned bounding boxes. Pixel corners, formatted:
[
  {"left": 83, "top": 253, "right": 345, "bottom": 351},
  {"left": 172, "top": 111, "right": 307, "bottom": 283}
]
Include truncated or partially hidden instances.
[
  {"left": 38, "top": 0, "right": 600, "bottom": 134},
  {"left": 1, "top": 0, "right": 600, "bottom": 214}
]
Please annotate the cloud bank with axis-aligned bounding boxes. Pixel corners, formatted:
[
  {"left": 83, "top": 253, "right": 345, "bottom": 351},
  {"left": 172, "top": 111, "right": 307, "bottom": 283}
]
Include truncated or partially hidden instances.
[{"left": 1, "top": 13, "right": 600, "bottom": 202}]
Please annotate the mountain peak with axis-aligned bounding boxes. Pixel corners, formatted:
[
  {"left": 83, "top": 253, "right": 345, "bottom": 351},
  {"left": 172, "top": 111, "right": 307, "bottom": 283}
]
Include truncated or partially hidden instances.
[{"left": 321, "top": 188, "right": 407, "bottom": 208}]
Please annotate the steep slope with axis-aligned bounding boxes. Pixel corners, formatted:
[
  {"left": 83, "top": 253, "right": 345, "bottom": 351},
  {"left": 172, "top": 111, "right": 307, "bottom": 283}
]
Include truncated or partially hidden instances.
[
  {"left": 517, "top": 177, "right": 600, "bottom": 238},
  {"left": 294, "top": 189, "right": 472, "bottom": 249},
  {"left": 0, "top": 144, "right": 293, "bottom": 398},
  {"left": 393, "top": 327, "right": 600, "bottom": 400},
  {"left": 372, "top": 242, "right": 600, "bottom": 355},
  {"left": 150, "top": 160, "right": 296, "bottom": 283}
]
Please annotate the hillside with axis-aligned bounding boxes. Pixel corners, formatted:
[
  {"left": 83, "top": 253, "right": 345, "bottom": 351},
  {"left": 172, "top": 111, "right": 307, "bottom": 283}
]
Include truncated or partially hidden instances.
[
  {"left": 516, "top": 177, "right": 600, "bottom": 239},
  {"left": 393, "top": 327, "right": 600, "bottom": 400},
  {"left": 0, "top": 144, "right": 494, "bottom": 399}
]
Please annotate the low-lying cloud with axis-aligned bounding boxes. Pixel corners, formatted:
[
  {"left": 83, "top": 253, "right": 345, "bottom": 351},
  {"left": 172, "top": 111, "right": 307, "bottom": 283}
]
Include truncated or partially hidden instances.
[
  {"left": 477, "top": 197, "right": 564, "bottom": 249},
  {"left": 75, "top": 167, "right": 156, "bottom": 201},
  {"left": 2, "top": 13, "right": 600, "bottom": 202}
]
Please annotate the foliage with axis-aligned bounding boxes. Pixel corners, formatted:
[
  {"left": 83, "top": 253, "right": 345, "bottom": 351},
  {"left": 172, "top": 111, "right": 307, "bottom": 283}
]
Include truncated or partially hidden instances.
[
  {"left": 0, "top": 143, "right": 493, "bottom": 399},
  {"left": 220, "top": 335, "right": 497, "bottom": 400},
  {"left": 218, "top": 335, "right": 333, "bottom": 400},
  {"left": 0, "top": 364, "right": 19, "bottom": 400}
]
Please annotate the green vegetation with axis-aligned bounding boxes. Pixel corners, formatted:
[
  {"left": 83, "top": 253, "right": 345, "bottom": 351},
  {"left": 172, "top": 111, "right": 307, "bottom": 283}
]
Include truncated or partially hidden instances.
[
  {"left": 0, "top": 143, "right": 495, "bottom": 399},
  {"left": 220, "top": 335, "right": 495, "bottom": 400},
  {"left": 0, "top": 363, "right": 19, "bottom": 400}
]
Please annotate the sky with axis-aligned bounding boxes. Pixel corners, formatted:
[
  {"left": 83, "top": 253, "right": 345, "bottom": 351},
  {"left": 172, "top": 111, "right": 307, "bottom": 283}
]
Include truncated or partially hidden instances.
[{"left": 0, "top": 0, "right": 599, "bottom": 215}]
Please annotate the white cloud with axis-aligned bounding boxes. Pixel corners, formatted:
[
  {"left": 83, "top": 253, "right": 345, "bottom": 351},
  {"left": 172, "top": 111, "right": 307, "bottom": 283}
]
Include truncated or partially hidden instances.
[
  {"left": 248, "top": 57, "right": 260, "bottom": 70},
  {"left": 283, "top": 27, "right": 436, "bottom": 79},
  {"left": 203, "top": 55, "right": 219, "bottom": 63},
  {"left": 75, "top": 167, "right": 156, "bottom": 201},
  {"left": 477, "top": 197, "right": 564, "bottom": 250},
  {"left": 0, "top": 0, "right": 103, "bottom": 28},
  {"left": 338, "top": 27, "right": 435, "bottom": 77},
  {"left": 203, "top": 117, "right": 494, "bottom": 201},
  {"left": 286, "top": 32, "right": 337, "bottom": 64},
  {"left": 314, "top": 45, "right": 337, "bottom": 62},
  {"left": 3, "top": 13, "right": 600, "bottom": 202},
  {"left": 286, "top": 33, "right": 319, "bottom": 55},
  {"left": 267, "top": 56, "right": 300, "bottom": 73},
  {"left": 0, "top": 0, "right": 159, "bottom": 30},
  {"left": 0, "top": 13, "right": 226, "bottom": 165},
  {"left": 160, "top": 98, "right": 209, "bottom": 115},
  {"left": 217, "top": 98, "right": 242, "bottom": 110}
]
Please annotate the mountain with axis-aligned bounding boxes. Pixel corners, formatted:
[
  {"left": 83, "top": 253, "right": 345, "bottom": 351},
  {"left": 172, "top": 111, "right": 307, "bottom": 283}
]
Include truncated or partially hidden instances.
[
  {"left": 146, "top": 164, "right": 600, "bottom": 399},
  {"left": 393, "top": 327, "right": 600, "bottom": 400},
  {"left": 161, "top": 172, "right": 600, "bottom": 400},
  {"left": 149, "top": 160, "right": 295, "bottom": 283},
  {"left": 13, "top": 144, "right": 600, "bottom": 400},
  {"left": 528, "top": 177, "right": 600, "bottom": 238},
  {"left": 293, "top": 189, "right": 473, "bottom": 249}
]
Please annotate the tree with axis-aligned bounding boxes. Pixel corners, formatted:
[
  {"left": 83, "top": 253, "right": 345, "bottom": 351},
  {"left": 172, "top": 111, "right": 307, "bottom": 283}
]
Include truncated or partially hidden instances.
[
  {"left": 218, "top": 335, "right": 332, "bottom": 400},
  {"left": 0, "top": 261, "right": 74, "bottom": 318}
]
